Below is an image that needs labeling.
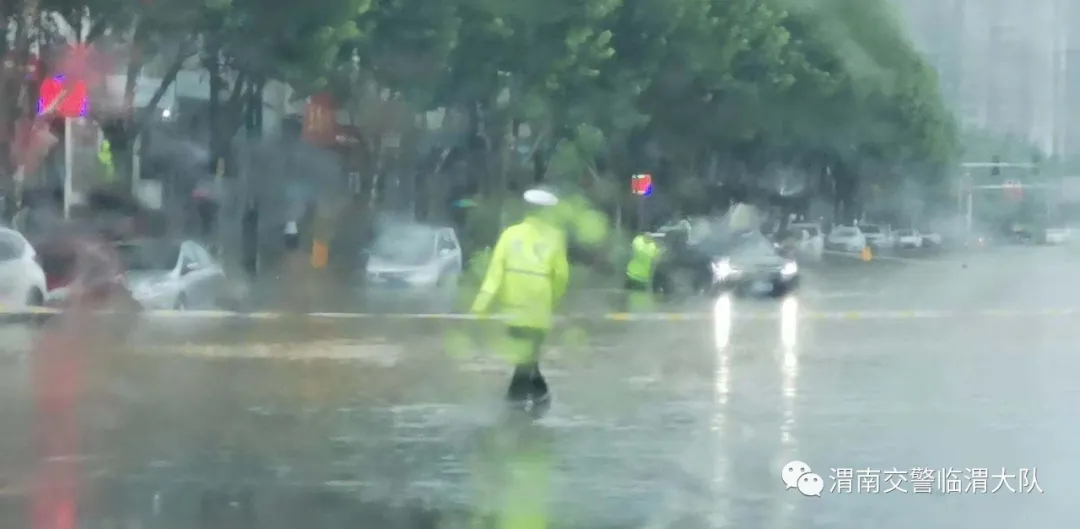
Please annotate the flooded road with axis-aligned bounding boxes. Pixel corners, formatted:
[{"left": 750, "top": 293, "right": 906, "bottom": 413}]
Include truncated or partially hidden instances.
[{"left": 0, "top": 247, "right": 1074, "bottom": 527}]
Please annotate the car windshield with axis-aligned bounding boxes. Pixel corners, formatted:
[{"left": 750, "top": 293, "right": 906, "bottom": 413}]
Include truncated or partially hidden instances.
[
  {"left": 833, "top": 227, "right": 858, "bottom": 236},
  {"left": 732, "top": 232, "right": 778, "bottom": 257},
  {"left": 793, "top": 225, "right": 820, "bottom": 236},
  {"left": 371, "top": 227, "right": 436, "bottom": 266},
  {"left": 860, "top": 225, "right": 881, "bottom": 234},
  {"left": 117, "top": 242, "right": 181, "bottom": 271},
  {"left": 896, "top": 229, "right": 915, "bottom": 236},
  {"left": 698, "top": 231, "right": 776, "bottom": 258}
]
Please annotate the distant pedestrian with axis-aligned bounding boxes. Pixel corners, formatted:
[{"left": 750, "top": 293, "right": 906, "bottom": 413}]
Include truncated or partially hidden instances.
[{"left": 283, "top": 220, "right": 299, "bottom": 251}]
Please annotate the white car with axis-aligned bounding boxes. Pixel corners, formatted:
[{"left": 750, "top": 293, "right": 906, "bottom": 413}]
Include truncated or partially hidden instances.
[
  {"left": 789, "top": 223, "right": 824, "bottom": 261},
  {"left": 365, "top": 225, "right": 463, "bottom": 288},
  {"left": 119, "top": 239, "right": 229, "bottom": 310},
  {"left": 0, "top": 228, "right": 47, "bottom": 307},
  {"left": 921, "top": 231, "right": 943, "bottom": 246},
  {"left": 827, "top": 226, "right": 867, "bottom": 253},
  {"left": 1045, "top": 227, "right": 1072, "bottom": 245},
  {"left": 860, "top": 224, "right": 894, "bottom": 249},
  {"left": 895, "top": 229, "right": 924, "bottom": 248}
]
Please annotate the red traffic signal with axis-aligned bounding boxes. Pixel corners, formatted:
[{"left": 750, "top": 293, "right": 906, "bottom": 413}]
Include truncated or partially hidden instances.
[
  {"left": 631, "top": 173, "right": 653, "bottom": 196},
  {"left": 38, "top": 76, "right": 88, "bottom": 118}
]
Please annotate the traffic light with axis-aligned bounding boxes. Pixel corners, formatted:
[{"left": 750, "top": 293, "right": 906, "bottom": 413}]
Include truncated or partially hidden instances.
[{"left": 991, "top": 155, "right": 1001, "bottom": 177}]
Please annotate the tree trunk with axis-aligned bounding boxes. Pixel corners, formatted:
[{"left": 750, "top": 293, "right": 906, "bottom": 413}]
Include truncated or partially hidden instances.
[
  {"left": 0, "top": 2, "right": 18, "bottom": 178},
  {"left": 207, "top": 47, "right": 222, "bottom": 175},
  {"left": 244, "top": 79, "right": 264, "bottom": 138},
  {"left": 113, "top": 20, "right": 147, "bottom": 192},
  {"left": 2, "top": 2, "right": 35, "bottom": 204}
]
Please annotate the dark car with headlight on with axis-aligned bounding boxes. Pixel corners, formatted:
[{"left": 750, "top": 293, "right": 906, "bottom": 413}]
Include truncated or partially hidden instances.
[{"left": 687, "top": 230, "right": 799, "bottom": 297}]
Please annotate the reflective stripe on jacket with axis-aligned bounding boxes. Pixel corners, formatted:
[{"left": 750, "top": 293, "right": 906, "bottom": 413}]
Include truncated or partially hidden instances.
[{"left": 471, "top": 216, "right": 569, "bottom": 330}]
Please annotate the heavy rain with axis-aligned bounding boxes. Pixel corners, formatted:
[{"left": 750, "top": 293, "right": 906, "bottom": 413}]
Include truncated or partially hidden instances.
[{"left": 0, "top": 0, "right": 1074, "bottom": 527}]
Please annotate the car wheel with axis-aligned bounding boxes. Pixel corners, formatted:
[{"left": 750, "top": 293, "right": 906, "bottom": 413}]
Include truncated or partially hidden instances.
[
  {"left": 770, "top": 277, "right": 799, "bottom": 298},
  {"left": 174, "top": 294, "right": 188, "bottom": 311},
  {"left": 26, "top": 288, "right": 44, "bottom": 307}
]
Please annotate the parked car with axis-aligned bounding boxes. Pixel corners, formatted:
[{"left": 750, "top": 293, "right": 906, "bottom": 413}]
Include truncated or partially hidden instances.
[
  {"left": 921, "top": 231, "right": 943, "bottom": 247},
  {"left": 895, "top": 229, "right": 924, "bottom": 249},
  {"left": 788, "top": 222, "right": 824, "bottom": 261},
  {"left": 1045, "top": 227, "right": 1072, "bottom": 245},
  {"left": 860, "top": 223, "right": 894, "bottom": 249},
  {"left": 826, "top": 225, "right": 867, "bottom": 252},
  {"left": 0, "top": 227, "right": 47, "bottom": 307},
  {"left": 363, "top": 225, "right": 463, "bottom": 288},
  {"left": 118, "top": 239, "right": 228, "bottom": 310}
]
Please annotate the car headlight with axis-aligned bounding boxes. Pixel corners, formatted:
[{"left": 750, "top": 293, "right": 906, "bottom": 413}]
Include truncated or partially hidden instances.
[
  {"left": 712, "top": 259, "right": 734, "bottom": 280},
  {"left": 781, "top": 261, "right": 798, "bottom": 277},
  {"left": 132, "top": 282, "right": 168, "bottom": 298}
]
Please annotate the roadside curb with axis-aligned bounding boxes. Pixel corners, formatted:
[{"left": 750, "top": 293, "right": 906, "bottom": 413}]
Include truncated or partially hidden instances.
[{"left": 820, "top": 250, "right": 958, "bottom": 266}]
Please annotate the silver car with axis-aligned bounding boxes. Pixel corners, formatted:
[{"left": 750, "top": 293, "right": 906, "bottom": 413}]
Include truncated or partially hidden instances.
[
  {"left": 119, "top": 239, "right": 227, "bottom": 310},
  {"left": 364, "top": 225, "right": 463, "bottom": 288}
]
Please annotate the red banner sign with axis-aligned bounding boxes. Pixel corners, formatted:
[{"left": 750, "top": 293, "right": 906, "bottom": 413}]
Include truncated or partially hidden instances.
[
  {"left": 302, "top": 93, "right": 337, "bottom": 146},
  {"left": 39, "top": 76, "right": 88, "bottom": 118},
  {"left": 631, "top": 173, "right": 653, "bottom": 196}
]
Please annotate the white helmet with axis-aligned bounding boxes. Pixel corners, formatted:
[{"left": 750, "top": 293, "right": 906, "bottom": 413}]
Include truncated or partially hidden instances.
[{"left": 523, "top": 188, "right": 559, "bottom": 207}]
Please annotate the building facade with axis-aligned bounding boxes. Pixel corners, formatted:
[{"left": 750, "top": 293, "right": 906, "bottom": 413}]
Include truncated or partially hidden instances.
[{"left": 894, "top": 0, "right": 1080, "bottom": 157}]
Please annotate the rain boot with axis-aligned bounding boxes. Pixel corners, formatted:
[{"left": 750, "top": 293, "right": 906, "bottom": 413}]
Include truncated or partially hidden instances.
[
  {"left": 505, "top": 365, "right": 532, "bottom": 409},
  {"left": 528, "top": 368, "right": 551, "bottom": 418}
]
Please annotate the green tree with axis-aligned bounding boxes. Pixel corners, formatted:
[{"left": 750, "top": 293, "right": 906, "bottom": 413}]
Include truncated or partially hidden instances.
[{"left": 196, "top": 0, "right": 370, "bottom": 168}]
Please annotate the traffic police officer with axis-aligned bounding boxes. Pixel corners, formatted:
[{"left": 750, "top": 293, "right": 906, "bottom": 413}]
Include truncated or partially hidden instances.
[
  {"left": 98, "top": 139, "right": 115, "bottom": 183},
  {"left": 471, "top": 188, "right": 569, "bottom": 412},
  {"left": 625, "top": 231, "right": 661, "bottom": 291}
]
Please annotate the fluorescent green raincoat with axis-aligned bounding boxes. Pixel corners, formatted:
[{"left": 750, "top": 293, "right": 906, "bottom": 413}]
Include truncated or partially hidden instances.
[
  {"left": 471, "top": 215, "right": 569, "bottom": 330},
  {"left": 98, "top": 139, "right": 115, "bottom": 182},
  {"left": 625, "top": 234, "right": 661, "bottom": 284}
]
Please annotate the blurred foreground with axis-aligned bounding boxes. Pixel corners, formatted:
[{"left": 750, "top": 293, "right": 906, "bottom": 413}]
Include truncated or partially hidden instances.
[{"left": 0, "top": 245, "right": 1074, "bottom": 528}]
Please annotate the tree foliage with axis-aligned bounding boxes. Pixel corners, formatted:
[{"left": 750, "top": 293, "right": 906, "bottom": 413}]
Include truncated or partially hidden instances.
[
  {"left": 2, "top": 0, "right": 958, "bottom": 216},
  {"left": 342, "top": 0, "right": 958, "bottom": 216}
]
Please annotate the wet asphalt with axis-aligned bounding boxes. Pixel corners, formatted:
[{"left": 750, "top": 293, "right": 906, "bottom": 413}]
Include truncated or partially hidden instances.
[{"left": 0, "top": 245, "right": 1078, "bottom": 527}]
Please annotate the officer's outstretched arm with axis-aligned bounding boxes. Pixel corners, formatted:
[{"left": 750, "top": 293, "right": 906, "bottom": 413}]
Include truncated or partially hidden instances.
[
  {"left": 551, "top": 241, "right": 569, "bottom": 307},
  {"left": 471, "top": 232, "right": 509, "bottom": 314},
  {"left": 649, "top": 240, "right": 662, "bottom": 259}
]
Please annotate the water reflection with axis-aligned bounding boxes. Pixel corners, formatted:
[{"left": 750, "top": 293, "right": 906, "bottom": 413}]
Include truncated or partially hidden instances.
[
  {"left": 470, "top": 415, "right": 555, "bottom": 528},
  {"left": 779, "top": 296, "right": 799, "bottom": 448},
  {"left": 710, "top": 294, "right": 732, "bottom": 523},
  {"left": 775, "top": 297, "right": 800, "bottom": 529},
  {"left": 712, "top": 295, "right": 732, "bottom": 353},
  {"left": 711, "top": 294, "right": 732, "bottom": 417}
]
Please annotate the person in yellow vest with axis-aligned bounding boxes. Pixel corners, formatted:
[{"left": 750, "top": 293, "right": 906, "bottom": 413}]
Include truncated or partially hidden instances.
[
  {"left": 625, "top": 231, "right": 662, "bottom": 292},
  {"left": 471, "top": 188, "right": 569, "bottom": 414},
  {"left": 98, "top": 139, "right": 115, "bottom": 183}
]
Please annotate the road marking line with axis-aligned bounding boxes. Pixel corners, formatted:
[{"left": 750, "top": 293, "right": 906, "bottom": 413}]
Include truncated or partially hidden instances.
[{"left": 2, "top": 307, "right": 1080, "bottom": 321}]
